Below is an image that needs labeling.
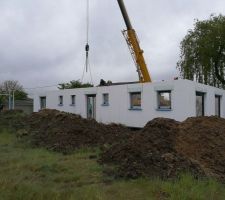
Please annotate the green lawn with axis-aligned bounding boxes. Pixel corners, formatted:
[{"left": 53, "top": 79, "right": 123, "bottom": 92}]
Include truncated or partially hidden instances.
[{"left": 0, "top": 130, "right": 224, "bottom": 200}]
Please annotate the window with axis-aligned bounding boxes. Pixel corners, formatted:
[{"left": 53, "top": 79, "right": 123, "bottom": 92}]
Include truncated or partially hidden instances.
[
  {"left": 196, "top": 92, "right": 204, "bottom": 116},
  {"left": 58, "top": 95, "right": 63, "bottom": 106},
  {"left": 40, "top": 96, "right": 46, "bottom": 110},
  {"left": 157, "top": 91, "right": 171, "bottom": 110},
  {"left": 130, "top": 92, "right": 141, "bottom": 110},
  {"left": 102, "top": 93, "right": 109, "bottom": 106},
  {"left": 215, "top": 95, "right": 221, "bottom": 117},
  {"left": 71, "top": 95, "right": 76, "bottom": 106}
]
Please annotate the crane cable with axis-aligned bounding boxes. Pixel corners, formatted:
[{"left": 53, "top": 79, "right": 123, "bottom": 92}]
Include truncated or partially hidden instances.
[
  {"left": 85, "top": 0, "right": 89, "bottom": 72},
  {"left": 81, "top": 0, "right": 93, "bottom": 84}
]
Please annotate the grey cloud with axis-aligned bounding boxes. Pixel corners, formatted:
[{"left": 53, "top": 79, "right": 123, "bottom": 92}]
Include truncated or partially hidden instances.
[{"left": 0, "top": 0, "right": 225, "bottom": 92}]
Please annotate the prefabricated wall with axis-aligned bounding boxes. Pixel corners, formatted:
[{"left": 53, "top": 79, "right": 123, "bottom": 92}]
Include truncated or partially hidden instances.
[{"left": 33, "top": 79, "right": 225, "bottom": 128}]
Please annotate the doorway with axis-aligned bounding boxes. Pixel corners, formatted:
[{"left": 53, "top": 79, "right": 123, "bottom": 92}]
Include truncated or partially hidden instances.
[
  {"left": 215, "top": 95, "right": 221, "bottom": 117},
  {"left": 40, "top": 96, "right": 46, "bottom": 110},
  {"left": 196, "top": 92, "right": 205, "bottom": 117},
  {"left": 86, "top": 95, "right": 96, "bottom": 119}
]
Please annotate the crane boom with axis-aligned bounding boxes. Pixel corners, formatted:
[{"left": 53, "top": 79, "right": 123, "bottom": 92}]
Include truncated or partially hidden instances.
[{"left": 117, "top": 0, "right": 152, "bottom": 83}]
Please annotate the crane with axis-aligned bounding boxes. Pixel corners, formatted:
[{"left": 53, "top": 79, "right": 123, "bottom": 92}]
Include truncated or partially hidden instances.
[{"left": 117, "top": 0, "right": 152, "bottom": 83}]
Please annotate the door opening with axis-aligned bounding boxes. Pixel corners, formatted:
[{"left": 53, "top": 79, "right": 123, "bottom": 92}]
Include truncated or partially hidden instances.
[
  {"left": 196, "top": 92, "right": 205, "bottom": 117},
  {"left": 40, "top": 96, "right": 46, "bottom": 110},
  {"left": 215, "top": 95, "right": 221, "bottom": 117},
  {"left": 86, "top": 95, "right": 96, "bottom": 119}
]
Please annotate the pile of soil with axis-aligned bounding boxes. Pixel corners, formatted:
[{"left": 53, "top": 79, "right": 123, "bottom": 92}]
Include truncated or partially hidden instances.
[
  {"left": 21, "top": 109, "right": 131, "bottom": 153},
  {"left": 3, "top": 109, "right": 225, "bottom": 182},
  {"left": 100, "top": 118, "right": 204, "bottom": 179},
  {"left": 100, "top": 117, "right": 225, "bottom": 182},
  {"left": 177, "top": 117, "right": 225, "bottom": 182},
  {"left": 0, "top": 110, "right": 26, "bottom": 131}
]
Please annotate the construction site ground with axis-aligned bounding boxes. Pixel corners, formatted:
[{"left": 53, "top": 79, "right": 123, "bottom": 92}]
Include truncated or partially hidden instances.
[{"left": 0, "top": 109, "right": 225, "bottom": 200}]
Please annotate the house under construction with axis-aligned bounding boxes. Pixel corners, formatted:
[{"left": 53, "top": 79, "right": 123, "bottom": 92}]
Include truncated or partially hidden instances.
[
  {"left": 33, "top": 79, "right": 225, "bottom": 128},
  {"left": 33, "top": 0, "right": 225, "bottom": 127}
]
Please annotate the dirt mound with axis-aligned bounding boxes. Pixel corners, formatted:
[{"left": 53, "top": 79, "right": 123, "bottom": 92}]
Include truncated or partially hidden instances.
[
  {"left": 0, "top": 110, "right": 26, "bottom": 131},
  {"left": 177, "top": 116, "right": 225, "bottom": 182},
  {"left": 7, "top": 109, "right": 224, "bottom": 181},
  {"left": 100, "top": 118, "right": 204, "bottom": 179},
  {"left": 100, "top": 117, "right": 225, "bottom": 182},
  {"left": 22, "top": 109, "right": 131, "bottom": 153}
]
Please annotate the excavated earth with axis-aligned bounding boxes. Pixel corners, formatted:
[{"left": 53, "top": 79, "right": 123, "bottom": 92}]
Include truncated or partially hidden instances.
[
  {"left": 0, "top": 110, "right": 25, "bottom": 131},
  {"left": 99, "top": 118, "right": 205, "bottom": 179},
  {"left": 100, "top": 117, "right": 225, "bottom": 182},
  {"left": 0, "top": 109, "right": 225, "bottom": 182},
  {"left": 176, "top": 117, "right": 225, "bottom": 182},
  {"left": 18, "top": 109, "right": 131, "bottom": 153}
]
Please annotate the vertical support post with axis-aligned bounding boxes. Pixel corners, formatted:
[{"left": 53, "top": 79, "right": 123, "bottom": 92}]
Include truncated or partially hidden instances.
[
  {"left": 8, "top": 91, "right": 11, "bottom": 110},
  {"left": 12, "top": 91, "right": 15, "bottom": 110}
]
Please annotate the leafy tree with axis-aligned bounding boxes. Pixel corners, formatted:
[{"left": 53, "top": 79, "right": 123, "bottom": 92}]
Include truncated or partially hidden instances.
[
  {"left": 177, "top": 14, "right": 225, "bottom": 88},
  {"left": 0, "top": 80, "right": 27, "bottom": 102},
  {"left": 58, "top": 80, "right": 93, "bottom": 89}
]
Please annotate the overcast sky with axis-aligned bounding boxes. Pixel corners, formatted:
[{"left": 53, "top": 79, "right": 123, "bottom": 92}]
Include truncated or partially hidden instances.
[{"left": 0, "top": 0, "right": 224, "bottom": 92}]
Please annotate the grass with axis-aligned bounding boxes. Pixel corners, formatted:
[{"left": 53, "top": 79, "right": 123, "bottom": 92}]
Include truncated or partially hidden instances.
[{"left": 0, "top": 130, "right": 224, "bottom": 200}]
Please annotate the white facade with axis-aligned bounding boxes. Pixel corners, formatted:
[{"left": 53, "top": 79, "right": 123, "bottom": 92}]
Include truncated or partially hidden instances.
[{"left": 33, "top": 80, "right": 225, "bottom": 128}]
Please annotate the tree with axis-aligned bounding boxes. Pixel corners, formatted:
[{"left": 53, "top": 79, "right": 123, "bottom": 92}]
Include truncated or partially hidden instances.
[
  {"left": 0, "top": 80, "right": 28, "bottom": 102},
  {"left": 177, "top": 14, "right": 225, "bottom": 88},
  {"left": 58, "top": 80, "right": 93, "bottom": 89}
]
